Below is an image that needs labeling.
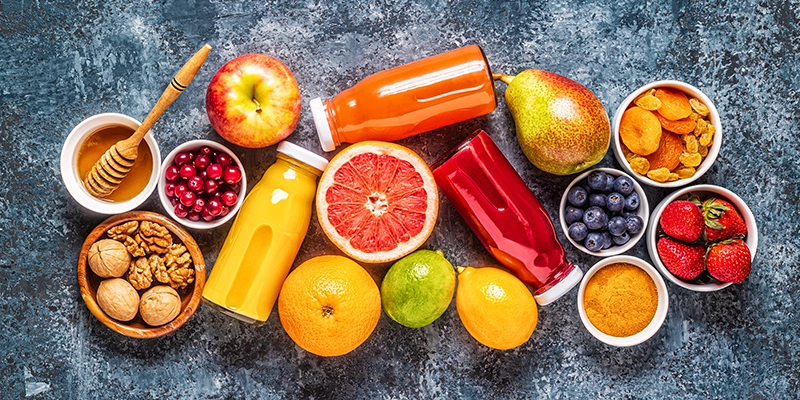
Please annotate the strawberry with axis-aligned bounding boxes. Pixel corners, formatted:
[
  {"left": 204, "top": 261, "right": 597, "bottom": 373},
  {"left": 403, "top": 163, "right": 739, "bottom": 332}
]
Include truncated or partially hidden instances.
[
  {"left": 706, "top": 239, "right": 752, "bottom": 283},
  {"left": 659, "top": 200, "right": 704, "bottom": 242},
  {"left": 656, "top": 237, "right": 706, "bottom": 281},
  {"left": 700, "top": 197, "right": 747, "bottom": 242}
]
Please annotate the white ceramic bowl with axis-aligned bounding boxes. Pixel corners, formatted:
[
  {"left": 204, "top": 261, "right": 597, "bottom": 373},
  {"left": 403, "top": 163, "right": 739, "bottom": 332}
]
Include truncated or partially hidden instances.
[
  {"left": 158, "top": 139, "right": 246, "bottom": 230},
  {"left": 647, "top": 184, "right": 758, "bottom": 292},
  {"left": 560, "top": 168, "right": 649, "bottom": 256},
  {"left": 60, "top": 113, "right": 161, "bottom": 214},
  {"left": 577, "top": 255, "right": 669, "bottom": 347},
  {"left": 612, "top": 80, "right": 722, "bottom": 188}
]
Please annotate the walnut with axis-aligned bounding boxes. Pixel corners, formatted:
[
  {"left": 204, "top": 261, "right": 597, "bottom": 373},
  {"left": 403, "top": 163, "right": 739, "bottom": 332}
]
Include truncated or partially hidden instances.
[
  {"left": 87, "top": 239, "right": 131, "bottom": 278},
  {"left": 134, "top": 221, "right": 172, "bottom": 255},
  {"left": 150, "top": 254, "right": 169, "bottom": 284},
  {"left": 139, "top": 285, "right": 181, "bottom": 326},
  {"left": 96, "top": 278, "right": 139, "bottom": 321},
  {"left": 127, "top": 257, "right": 153, "bottom": 290},
  {"left": 123, "top": 236, "right": 145, "bottom": 257},
  {"left": 153, "top": 244, "right": 195, "bottom": 290},
  {"left": 107, "top": 221, "right": 139, "bottom": 240}
]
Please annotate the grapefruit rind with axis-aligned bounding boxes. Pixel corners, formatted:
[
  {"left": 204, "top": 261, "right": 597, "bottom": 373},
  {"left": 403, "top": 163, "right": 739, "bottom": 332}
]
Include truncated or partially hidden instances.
[{"left": 316, "top": 142, "right": 439, "bottom": 264}]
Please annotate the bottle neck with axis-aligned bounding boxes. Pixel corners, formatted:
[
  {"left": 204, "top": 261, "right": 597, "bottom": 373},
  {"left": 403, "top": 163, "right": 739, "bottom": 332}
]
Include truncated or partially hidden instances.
[
  {"left": 322, "top": 99, "right": 341, "bottom": 148},
  {"left": 276, "top": 153, "right": 323, "bottom": 178}
]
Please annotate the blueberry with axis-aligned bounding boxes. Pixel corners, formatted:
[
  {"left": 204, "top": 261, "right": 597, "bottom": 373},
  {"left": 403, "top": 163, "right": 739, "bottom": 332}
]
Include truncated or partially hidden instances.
[
  {"left": 608, "top": 216, "right": 627, "bottom": 236},
  {"left": 614, "top": 176, "right": 634, "bottom": 196},
  {"left": 567, "top": 186, "right": 588, "bottom": 207},
  {"left": 587, "top": 171, "right": 607, "bottom": 191},
  {"left": 603, "top": 174, "right": 616, "bottom": 192},
  {"left": 589, "top": 193, "right": 606, "bottom": 208},
  {"left": 584, "top": 232, "right": 604, "bottom": 252},
  {"left": 625, "top": 215, "right": 644, "bottom": 234},
  {"left": 601, "top": 231, "right": 613, "bottom": 249},
  {"left": 565, "top": 206, "right": 584, "bottom": 225},
  {"left": 606, "top": 192, "right": 624, "bottom": 213},
  {"left": 612, "top": 231, "right": 631, "bottom": 245},
  {"left": 568, "top": 222, "right": 589, "bottom": 242},
  {"left": 622, "top": 210, "right": 639, "bottom": 219},
  {"left": 624, "top": 192, "right": 640, "bottom": 211},
  {"left": 583, "top": 206, "right": 608, "bottom": 230}
]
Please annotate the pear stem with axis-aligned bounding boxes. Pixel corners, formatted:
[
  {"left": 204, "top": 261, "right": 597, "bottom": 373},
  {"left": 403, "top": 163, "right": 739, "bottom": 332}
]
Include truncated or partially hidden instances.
[{"left": 492, "top": 72, "right": 515, "bottom": 85}]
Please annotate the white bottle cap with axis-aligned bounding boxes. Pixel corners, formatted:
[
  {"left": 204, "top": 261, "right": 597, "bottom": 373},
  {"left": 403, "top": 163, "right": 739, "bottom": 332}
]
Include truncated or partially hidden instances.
[
  {"left": 309, "top": 98, "right": 336, "bottom": 152},
  {"left": 277, "top": 141, "right": 329, "bottom": 173},
  {"left": 533, "top": 266, "right": 583, "bottom": 306}
]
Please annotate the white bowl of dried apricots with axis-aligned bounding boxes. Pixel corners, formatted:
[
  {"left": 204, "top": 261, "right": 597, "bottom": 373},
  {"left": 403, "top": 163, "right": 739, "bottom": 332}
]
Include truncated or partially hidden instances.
[{"left": 612, "top": 80, "right": 722, "bottom": 188}]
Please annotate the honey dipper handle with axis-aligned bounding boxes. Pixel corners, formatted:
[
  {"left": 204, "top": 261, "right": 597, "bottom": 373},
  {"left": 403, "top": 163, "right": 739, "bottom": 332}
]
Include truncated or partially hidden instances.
[{"left": 120, "top": 44, "right": 212, "bottom": 153}]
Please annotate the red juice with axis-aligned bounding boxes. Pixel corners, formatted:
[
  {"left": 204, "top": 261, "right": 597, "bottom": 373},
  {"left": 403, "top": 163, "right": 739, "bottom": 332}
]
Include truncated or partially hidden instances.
[{"left": 432, "top": 129, "right": 582, "bottom": 305}]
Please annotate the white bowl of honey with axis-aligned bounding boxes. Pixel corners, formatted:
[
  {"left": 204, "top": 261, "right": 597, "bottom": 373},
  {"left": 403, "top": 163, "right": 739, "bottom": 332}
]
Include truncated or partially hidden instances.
[{"left": 61, "top": 113, "right": 161, "bottom": 214}]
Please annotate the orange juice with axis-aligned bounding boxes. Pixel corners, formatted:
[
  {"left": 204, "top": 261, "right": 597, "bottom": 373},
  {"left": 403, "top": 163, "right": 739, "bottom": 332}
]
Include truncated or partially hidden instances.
[
  {"left": 202, "top": 141, "right": 328, "bottom": 325},
  {"left": 310, "top": 44, "right": 497, "bottom": 151}
]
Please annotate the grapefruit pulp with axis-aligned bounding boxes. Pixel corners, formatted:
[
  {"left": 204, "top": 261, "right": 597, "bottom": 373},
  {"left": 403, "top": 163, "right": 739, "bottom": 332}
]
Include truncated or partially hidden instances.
[{"left": 316, "top": 142, "right": 438, "bottom": 263}]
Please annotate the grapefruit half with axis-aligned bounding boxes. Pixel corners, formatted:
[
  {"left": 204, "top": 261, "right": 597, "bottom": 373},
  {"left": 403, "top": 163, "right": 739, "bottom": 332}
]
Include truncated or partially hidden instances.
[{"left": 316, "top": 142, "right": 438, "bottom": 263}]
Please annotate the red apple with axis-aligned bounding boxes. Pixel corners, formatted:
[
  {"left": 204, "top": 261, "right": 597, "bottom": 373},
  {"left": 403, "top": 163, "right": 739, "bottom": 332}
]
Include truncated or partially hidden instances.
[{"left": 206, "top": 54, "right": 301, "bottom": 148}]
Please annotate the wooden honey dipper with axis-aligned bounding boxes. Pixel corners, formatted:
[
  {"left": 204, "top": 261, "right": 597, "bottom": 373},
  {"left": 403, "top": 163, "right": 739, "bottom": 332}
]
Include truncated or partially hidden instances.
[{"left": 84, "top": 44, "right": 212, "bottom": 198}]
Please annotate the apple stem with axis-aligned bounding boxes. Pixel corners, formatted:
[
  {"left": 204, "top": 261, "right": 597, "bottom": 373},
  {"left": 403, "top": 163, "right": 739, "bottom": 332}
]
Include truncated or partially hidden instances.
[
  {"left": 492, "top": 72, "right": 515, "bottom": 85},
  {"left": 252, "top": 98, "right": 262, "bottom": 113}
]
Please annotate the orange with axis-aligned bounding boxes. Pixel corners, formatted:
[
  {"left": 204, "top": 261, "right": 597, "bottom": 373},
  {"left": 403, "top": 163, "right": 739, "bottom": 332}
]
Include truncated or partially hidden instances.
[
  {"left": 316, "top": 141, "right": 438, "bottom": 263},
  {"left": 455, "top": 266, "right": 538, "bottom": 350},
  {"left": 277, "top": 255, "right": 381, "bottom": 357}
]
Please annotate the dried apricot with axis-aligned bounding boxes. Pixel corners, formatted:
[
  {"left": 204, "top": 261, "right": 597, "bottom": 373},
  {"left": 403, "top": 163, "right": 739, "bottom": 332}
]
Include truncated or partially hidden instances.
[
  {"left": 675, "top": 167, "right": 696, "bottom": 179},
  {"left": 654, "top": 88, "right": 692, "bottom": 121},
  {"left": 654, "top": 112, "right": 696, "bottom": 134},
  {"left": 684, "top": 135, "right": 699, "bottom": 154},
  {"left": 628, "top": 155, "right": 650, "bottom": 176},
  {"left": 680, "top": 152, "right": 703, "bottom": 168},
  {"left": 689, "top": 98, "right": 709, "bottom": 116},
  {"left": 635, "top": 93, "right": 662, "bottom": 111},
  {"left": 647, "top": 168, "right": 671, "bottom": 183},
  {"left": 619, "top": 106, "right": 662, "bottom": 156},
  {"left": 645, "top": 131, "right": 683, "bottom": 171}
]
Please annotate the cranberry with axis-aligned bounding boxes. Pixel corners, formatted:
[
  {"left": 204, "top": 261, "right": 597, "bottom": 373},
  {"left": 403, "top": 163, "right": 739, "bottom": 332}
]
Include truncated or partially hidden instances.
[
  {"left": 187, "top": 175, "right": 205, "bottom": 192},
  {"left": 164, "top": 183, "right": 176, "bottom": 198},
  {"left": 192, "top": 197, "right": 206, "bottom": 213},
  {"left": 221, "top": 191, "right": 238, "bottom": 207},
  {"left": 223, "top": 166, "right": 242, "bottom": 184},
  {"left": 170, "top": 197, "right": 179, "bottom": 206},
  {"left": 201, "top": 209, "right": 215, "bottom": 221},
  {"left": 174, "top": 203, "right": 189, "bottom": 218},
  {"left": 207, "top": 199, "right": 223, "bottom": 216},
  {"left": 187, "top": 212, "right": 201, "bottom": 222},
  {"left": 180, "top": 191, "right": 197, "bottom": 207},
  {"left": 174, "top": 184, "right": 188, "bottom": 199},
  {"left": 164, "top": 165, "right": 180, "bottom": 182},
  {"left": 194, "top": 154, "right": 210, "bottom": 170},
  {"left": 204, "top": 179, "right": 219, "bottom": 194},
  {"left": 206, "top": 163, "right": 223, "bottom": 180},
  {"left": 179, "top": 164, "right": 196, "bottom": 180},
  {"left": 216, "top": 153, "right": 232, "bottom": 167},
  {"left": 198, "top": 170, "right": 208, "bottom": 180},
  {"left": 219, "top": 205, "right": 230, "bottom": 217},
  {"left": 199, "top": 146, "right": 214, "bottom": 156},
  {"left": 174, "top": 151, "right": 193, "bottom": 166},
  {"left": 228, "top": 182, "right": 242, "bottom": 194}
]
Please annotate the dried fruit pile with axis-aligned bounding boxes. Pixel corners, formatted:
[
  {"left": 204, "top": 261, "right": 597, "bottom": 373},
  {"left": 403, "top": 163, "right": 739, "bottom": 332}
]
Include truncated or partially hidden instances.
[
  {"left": 656, "top": 196, "right": 752, "bottom": 283},
  {"left": 619, "top": 88, "right": 716, "bottom": 183}
]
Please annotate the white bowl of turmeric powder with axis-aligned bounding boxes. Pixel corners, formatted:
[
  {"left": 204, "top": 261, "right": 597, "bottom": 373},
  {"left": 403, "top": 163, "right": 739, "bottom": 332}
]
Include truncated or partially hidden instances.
[{"left": 577, "top": 255, "right": 669, "bottom": 347}]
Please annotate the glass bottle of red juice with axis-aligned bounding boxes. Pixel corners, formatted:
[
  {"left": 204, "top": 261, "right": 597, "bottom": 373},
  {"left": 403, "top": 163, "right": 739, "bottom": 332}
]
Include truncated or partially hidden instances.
[
  {"left": 309, "top": 44, "right": 496, "bottom": 152},
  {"left": 431, "top": 129, "right": 582, "bottom": 305}
]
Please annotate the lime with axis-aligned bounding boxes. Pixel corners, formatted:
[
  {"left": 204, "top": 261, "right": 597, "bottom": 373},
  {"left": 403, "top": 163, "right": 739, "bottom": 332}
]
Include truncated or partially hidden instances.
[{"left": 381, "top": 249, "right": 456, "bottom": 328}]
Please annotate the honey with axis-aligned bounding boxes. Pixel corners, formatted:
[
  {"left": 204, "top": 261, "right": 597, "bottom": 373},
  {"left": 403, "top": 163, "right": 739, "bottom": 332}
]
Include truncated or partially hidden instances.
[{"left": 77, "top": 125, "right": 153, "bottom": 202}]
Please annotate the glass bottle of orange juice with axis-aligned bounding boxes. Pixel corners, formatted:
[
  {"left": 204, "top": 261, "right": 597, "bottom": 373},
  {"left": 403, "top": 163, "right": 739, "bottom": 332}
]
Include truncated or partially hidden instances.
[
  {"left": 202, "top": 141, "right": 328, "bottom": 325},
  {"left": 309, "top": 44, "right": 497, "bottom": 151}
]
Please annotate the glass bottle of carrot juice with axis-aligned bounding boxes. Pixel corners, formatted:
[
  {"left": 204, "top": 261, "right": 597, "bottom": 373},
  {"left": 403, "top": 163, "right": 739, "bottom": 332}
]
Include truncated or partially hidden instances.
[
  {"left": 309, "top": 44, "right": 497, "bottom": 151},
  {"left": 202, "top": 141, "right": 328, "bottom": 325}
]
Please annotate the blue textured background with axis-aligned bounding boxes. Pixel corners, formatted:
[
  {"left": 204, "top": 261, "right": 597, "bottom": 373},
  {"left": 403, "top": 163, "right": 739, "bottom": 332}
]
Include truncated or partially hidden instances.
[{"left": 1, "top": 1, "right": 798, "bottom": 398}]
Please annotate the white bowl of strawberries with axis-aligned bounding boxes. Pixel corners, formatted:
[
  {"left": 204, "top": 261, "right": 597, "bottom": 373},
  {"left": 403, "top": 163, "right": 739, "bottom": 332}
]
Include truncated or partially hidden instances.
[{"left": 647, "top": 184, "right": 758, "bottom": 291}]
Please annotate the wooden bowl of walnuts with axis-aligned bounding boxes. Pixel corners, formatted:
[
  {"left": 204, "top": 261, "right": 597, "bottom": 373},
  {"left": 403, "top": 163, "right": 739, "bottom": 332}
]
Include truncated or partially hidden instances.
[{"left": 77, "top": 211, "right": 206, "bottom": 339}]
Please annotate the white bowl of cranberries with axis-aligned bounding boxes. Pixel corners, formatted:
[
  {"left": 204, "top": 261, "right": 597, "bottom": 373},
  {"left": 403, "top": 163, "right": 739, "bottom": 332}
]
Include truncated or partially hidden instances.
[
  {"left": 646, "top": 184, "right": 758, "bottom": 292},
  {"left": 158, "top": 140, "right": 246, "bottom": 229}
]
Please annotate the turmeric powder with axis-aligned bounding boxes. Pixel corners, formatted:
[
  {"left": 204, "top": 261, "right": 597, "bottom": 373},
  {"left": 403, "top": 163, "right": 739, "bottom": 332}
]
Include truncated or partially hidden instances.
[{"left": 583, "top": 263, "right": 658, "bottom": 337}]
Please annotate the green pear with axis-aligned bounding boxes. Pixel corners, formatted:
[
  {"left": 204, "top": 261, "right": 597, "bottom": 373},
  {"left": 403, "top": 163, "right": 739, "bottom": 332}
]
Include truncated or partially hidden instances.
[{"left": 496, "top": 69, "right": 610, "bottom": 175}]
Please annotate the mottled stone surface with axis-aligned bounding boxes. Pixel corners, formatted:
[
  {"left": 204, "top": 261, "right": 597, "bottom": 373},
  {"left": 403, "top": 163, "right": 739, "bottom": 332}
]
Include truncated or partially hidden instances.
[{"left": 1, "top": 1, "right": 798, "bottom": 398}]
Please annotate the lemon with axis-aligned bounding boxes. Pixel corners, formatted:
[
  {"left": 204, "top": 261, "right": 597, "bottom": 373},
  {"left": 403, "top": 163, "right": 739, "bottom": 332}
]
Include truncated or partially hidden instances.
[
  {"left": 455, "top": 266, "right": 538, "bottom": 350},
  {"left": 381, "top": 249, "right": 456, "bottom": 328}
]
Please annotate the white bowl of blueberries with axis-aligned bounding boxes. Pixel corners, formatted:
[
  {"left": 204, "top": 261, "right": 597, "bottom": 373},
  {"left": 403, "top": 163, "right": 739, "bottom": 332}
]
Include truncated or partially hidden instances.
[{"left": 559, "top": 168, "right": 649, "bottom": 256}]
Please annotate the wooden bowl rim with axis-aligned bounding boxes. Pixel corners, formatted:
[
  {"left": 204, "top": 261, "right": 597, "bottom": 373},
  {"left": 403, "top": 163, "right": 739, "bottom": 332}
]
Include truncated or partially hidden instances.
[{"left": 77, "top": 211, "right": 206, "bottom": 339}]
